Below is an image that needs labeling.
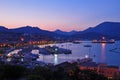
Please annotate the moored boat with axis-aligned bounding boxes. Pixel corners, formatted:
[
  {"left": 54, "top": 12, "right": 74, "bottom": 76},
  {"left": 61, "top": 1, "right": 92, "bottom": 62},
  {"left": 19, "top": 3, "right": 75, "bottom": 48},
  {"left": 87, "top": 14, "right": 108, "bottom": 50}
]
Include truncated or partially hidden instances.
[
  {"left": 84, "top": 44, "right": 92, "bottom": 47},
  {"left": 92, "top": 37, "right": 115, "bottom": 43}
]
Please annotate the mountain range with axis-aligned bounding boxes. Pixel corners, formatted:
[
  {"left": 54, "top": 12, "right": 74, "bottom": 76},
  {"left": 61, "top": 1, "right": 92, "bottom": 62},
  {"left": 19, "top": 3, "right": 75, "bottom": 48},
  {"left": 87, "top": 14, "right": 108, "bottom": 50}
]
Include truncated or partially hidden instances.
[
  {"left": 72, "top": 22, "right": 120, "bottom": 40},
  {"left": 0, "top": 21, "right": 120, "bottom": 40},
  {"left": 54, "top": 29, "right": 77, "bottom": 36}
]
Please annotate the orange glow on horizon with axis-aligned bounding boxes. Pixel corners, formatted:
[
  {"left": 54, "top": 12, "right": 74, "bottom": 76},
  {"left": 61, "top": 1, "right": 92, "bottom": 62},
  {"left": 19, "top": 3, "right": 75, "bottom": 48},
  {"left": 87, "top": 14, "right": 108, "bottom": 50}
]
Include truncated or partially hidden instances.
[{"left": 0, "top": 23, "right": 83, "bottom": 31}]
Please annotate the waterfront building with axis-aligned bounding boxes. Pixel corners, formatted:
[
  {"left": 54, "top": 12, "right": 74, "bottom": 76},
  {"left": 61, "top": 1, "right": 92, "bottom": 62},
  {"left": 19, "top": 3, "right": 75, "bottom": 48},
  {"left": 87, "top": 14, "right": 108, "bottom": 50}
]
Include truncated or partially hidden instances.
[{"left": 79, "top": 62, "right": 120, "bottom": 79}]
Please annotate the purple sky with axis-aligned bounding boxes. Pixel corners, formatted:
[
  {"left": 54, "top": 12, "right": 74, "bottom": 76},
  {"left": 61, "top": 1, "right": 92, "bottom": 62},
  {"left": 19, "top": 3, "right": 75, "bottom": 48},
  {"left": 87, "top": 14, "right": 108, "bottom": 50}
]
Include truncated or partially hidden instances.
[{"left": 0, "top": 0, "right": 120, "bottom": 31}]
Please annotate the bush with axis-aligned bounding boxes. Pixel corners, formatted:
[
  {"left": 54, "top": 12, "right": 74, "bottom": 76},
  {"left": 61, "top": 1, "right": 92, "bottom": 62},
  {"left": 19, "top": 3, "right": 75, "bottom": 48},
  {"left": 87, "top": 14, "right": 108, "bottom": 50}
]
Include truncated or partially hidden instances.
[
  {"left": 0, "top": 65, "right": 26, "bottom": 80},
  {"left": 27, "top": 75, "right": 45, "bottom": 80}
]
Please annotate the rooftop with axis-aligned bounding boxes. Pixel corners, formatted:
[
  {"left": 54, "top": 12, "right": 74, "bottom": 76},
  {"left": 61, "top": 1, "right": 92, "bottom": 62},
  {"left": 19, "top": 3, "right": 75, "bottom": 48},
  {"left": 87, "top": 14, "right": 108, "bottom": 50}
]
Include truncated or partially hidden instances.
[
  {"left": 80, "top": 62, "right": 98, "bottom": 67},
  {"left": 107, "top": 65, "right": 119, "bottom": 69}
]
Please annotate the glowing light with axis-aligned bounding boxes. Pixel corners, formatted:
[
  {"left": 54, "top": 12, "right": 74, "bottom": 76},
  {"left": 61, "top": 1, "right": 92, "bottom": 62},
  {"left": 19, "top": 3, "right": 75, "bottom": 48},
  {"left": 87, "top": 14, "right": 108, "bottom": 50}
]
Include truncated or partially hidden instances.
[
  {"left": 54, "top": 54, "right": 58, "bottom": 57},
  {"left": 102, "top": 36, "right": 105, "bottom": 40},
  {"left": 85, "top": 55, "right": 89, "bottom": 58},
  {"left": 101, "top": 43, "right": 106, "bottom": 62},
  {"left": 31, "top": 49, "right": 39, "bottom": 54},
  {"left": 21, "top": 37, "right": 24, "bottom": 41},
  {"left": 55, "top": 48, "right": 58, "bottom": 51},
  {"left": 102, "top": 43, "right": 106, "bottom": 48},
  {"left": 54, "top": 54, "right": 58, "bottom": 65},
  {"left": 7, "top": 49, "right": 22, "bottom": 57}
]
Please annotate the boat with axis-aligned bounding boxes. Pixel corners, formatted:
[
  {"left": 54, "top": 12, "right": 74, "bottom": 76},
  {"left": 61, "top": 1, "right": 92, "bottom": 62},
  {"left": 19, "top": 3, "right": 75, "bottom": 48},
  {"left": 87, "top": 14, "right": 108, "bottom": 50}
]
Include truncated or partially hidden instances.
[
  {"left": 84, "top": 44, "right": 92, "bottom": 47},
  {"left": 72, "top": 40, "right": 82, "bottom": 44},
  {"left": 92, "top": 37, "right": 115, "bottom": 43},
  {"left": 92, "top": 39, "right": 115, "bottom": 43},
  {"left": 77, "top": 57, "right": 93, "bottom": 64}
]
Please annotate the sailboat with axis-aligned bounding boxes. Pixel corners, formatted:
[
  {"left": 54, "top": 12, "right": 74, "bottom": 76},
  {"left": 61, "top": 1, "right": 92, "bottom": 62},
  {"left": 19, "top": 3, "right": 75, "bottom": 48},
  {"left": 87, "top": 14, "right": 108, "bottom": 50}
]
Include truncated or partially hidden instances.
[{"left": 84, "top": 44, "right": 92, "bottom": 47}]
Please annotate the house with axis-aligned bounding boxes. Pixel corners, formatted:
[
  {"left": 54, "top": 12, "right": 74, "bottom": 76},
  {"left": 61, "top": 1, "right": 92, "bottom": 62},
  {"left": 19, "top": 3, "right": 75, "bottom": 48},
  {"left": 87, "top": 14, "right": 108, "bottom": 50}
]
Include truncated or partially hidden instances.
[
  {"left": 98, "top": 64, "right": 120, "bottom": 80},
  {"left": 79, "top": 62, "right": 120, "bottom": 80}
]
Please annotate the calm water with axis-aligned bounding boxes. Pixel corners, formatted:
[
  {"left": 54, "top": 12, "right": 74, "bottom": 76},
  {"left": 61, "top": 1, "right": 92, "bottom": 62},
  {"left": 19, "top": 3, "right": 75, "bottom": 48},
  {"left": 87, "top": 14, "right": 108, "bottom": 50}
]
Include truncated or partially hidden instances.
[{"left": 37, "top": 41, "right": 120, "bottom": 66}]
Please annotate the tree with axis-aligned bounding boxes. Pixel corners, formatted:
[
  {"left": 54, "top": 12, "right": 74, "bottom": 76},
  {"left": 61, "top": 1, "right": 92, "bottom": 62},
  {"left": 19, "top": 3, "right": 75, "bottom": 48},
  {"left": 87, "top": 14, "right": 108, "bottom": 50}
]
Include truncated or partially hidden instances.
[
  {"left": 0, "top": 65, "right": 26, "bottom": 80},
  {"left": 27, "top": 75, "right": 45, "bottom": 80}
]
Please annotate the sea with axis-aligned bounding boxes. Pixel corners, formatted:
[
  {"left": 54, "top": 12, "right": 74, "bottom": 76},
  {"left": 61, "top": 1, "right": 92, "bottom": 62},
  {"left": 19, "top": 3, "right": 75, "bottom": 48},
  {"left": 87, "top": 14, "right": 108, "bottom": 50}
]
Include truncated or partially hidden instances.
[{"left": 37, "top": 41, "right": 120, "bottom": 66}]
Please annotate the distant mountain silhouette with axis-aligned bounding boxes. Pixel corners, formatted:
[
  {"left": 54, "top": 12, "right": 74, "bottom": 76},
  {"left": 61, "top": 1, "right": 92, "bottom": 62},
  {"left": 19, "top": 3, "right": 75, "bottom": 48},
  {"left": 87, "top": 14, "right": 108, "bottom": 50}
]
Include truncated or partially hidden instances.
[
  {"left": 10, "top": 26, "right": 70, "bottom": 40},
  {"left": 10, "top": 26, "right": 59, "bottom": 37},
  {"left": 73, "top": 32, "right": 107, "bottom": 40},
  {"left": 73, "top": 22, "right": 120, "bottom": 39},
  {"left": 54, "top": 21, "right": 120, "bottom": 39},
  {"left": 82, "top": 22, "right": 120, "bottom": 36},
  {"left": 54, "top": 29, "right": 77, "bottom": 35},
  {"left": 10, "top": 26, "right": 42, "bottom": 34},
  {"left": 0, "top": 26, "right": 9, "bottom": 32},
  {"left": 0, "top": 21, "right": 120, "bottom": 40}
]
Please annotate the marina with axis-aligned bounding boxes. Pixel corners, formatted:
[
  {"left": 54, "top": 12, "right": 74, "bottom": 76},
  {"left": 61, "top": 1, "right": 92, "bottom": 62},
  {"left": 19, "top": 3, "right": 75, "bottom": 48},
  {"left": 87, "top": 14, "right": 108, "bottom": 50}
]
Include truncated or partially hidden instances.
[
  {"left": 0, "top": 0, "right": 120, "bottom": 79},
  {"left": 0, "top": 41, "right": 120, "bottom": 80},
  {"left": 0, "top": 45, "right": 72, "bottom": 68},
  {"left": 36, "top": 41, "right": 120, "bottom": 66},
  {"left": 1, "top": 41, "right": 120, "bottom": 66}
]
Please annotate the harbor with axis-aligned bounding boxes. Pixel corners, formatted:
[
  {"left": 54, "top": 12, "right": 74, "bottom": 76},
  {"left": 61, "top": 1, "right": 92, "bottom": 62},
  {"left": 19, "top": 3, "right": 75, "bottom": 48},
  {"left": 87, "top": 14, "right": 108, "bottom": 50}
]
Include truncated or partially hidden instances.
[
  {"left": 0, "top": 41, "right": 120, "bottom": 66},
  {"left": 0, "top": 45, "right": 72, "bottom": 68}
]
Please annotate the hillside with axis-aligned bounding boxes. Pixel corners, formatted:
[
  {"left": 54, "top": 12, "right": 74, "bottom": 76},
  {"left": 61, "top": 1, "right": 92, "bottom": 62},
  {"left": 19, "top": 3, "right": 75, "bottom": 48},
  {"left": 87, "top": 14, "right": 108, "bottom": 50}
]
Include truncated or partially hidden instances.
[
  {"left": 73, "top": 22, "right": 120, "bottom": 39},
  {"left": 0, "top": 22, "right": 120, "bottom": 40}
]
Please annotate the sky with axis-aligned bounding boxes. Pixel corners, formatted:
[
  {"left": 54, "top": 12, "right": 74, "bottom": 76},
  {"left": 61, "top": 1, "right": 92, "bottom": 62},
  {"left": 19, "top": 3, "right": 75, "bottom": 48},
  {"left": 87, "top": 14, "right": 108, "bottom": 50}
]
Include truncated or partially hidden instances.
[{"left": 0, "top": 0, "right": 120, "bottom": 31}]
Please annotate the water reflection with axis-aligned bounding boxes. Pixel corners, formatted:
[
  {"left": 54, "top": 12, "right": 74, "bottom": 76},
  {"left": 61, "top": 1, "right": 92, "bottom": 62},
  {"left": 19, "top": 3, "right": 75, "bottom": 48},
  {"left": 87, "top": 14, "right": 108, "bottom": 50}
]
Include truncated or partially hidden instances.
[
  {"left": 6, "top": 42, "right": 120, "bottom": 66},
  {"left": 101, "top": 43, "right": 106, "bottom": 62},
  {"left": 54, "top": 54, "right": 58, "bottom": 65}
]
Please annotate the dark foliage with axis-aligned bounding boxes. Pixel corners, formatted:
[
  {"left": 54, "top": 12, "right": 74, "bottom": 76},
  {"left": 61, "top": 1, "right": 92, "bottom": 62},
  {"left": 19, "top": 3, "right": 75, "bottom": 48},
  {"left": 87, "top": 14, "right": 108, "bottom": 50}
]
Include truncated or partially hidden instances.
[
  {"left": 0, "top": 65, "right": 26, "bottom": 80},
  {"left": 0, "top": 64, "right": 108, "bottom": 80}
]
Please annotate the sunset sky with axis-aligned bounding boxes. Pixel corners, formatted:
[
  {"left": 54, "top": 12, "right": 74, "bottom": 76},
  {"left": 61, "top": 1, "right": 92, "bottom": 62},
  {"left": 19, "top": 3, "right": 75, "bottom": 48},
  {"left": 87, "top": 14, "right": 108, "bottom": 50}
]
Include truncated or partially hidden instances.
[{"left": 0, "top": 0, "right": 120, "bottom": 31}]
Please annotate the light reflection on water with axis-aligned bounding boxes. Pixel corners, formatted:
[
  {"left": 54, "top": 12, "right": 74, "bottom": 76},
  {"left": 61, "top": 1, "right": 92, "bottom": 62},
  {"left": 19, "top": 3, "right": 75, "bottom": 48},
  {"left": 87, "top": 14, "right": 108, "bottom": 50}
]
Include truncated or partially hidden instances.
[
  {"left": 101, "top": 43, "right": 106, "bottom": 62},
  {"left": 37, "top": 41, "right": 120, "bottom": 66},
  {"left": 7, "top": 41, "right": 120, "bottom": 66},
  {"left": 54, "top": 54, "right": 58, "bottom": 65}
]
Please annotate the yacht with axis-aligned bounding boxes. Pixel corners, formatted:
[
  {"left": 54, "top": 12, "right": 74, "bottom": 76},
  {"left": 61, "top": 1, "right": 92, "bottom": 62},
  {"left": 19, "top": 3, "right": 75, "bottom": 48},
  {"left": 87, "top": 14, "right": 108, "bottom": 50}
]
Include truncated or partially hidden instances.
[{"left": 92, "top": 37, "right": 115, "bottom": 43}]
